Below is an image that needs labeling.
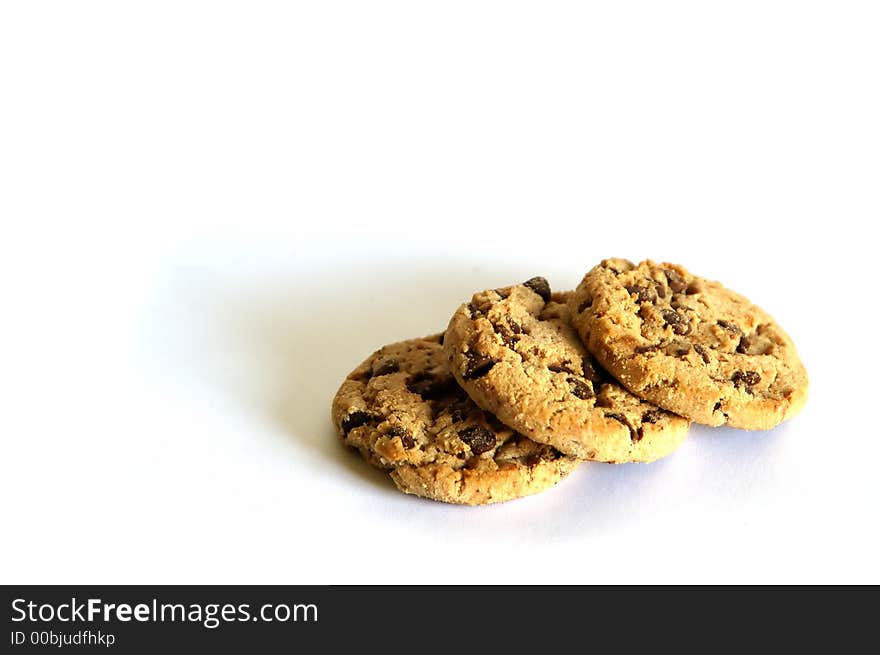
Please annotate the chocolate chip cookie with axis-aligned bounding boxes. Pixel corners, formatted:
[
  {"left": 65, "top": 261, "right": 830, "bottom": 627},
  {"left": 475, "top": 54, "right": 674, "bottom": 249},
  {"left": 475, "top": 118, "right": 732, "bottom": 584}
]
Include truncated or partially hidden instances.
[
  {"left": 331, "top": 334, "right": 578, "bottom": 505},
  {"left": 444, "top": 279, "right": 690, "bottom": 463},
  {"left": 569, "top": 259, "right": 809, "bottom": 429}
]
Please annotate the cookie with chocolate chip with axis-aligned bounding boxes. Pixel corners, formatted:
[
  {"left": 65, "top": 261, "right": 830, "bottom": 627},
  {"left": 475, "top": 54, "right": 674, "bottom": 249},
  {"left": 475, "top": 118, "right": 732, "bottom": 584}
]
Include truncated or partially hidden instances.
[
  {"left": 569, "top": 259, "right": 809, "bottom": 429},
  {"left": 444, "top": 279, "right": 690, "bottom": 462},
  {"left": 331, "top": 334, "right": 578, "bottom": 505}
]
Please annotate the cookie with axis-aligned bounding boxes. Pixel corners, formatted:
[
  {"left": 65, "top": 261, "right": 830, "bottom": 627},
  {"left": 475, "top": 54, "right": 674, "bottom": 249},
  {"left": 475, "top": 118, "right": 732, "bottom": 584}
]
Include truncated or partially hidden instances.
[
  {"left": 443, "top": 279, "right": 690, "bottom": 463},
  {"left": 331, "top": 334, "right": 578, "bottom": 505},
  {"left": 568, "top": 259, "right": 809, "bottom": 429}
]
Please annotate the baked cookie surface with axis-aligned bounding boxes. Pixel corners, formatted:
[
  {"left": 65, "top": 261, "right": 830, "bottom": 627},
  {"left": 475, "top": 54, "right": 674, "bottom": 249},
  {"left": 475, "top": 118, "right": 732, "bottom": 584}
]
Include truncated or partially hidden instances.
[
  {"left": 568, "top": 259, "right": 809, "bottom": 429},
  {"left": 444, "top": 279, "right": 689, "bottom": 462},
  {"left": 331, "top": 334, "right": 578, "bottom": 505}
]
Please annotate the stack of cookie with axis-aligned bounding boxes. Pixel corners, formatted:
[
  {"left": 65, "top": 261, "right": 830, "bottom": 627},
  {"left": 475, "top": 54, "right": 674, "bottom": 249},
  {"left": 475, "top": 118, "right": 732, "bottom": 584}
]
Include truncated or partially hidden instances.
[{"left": 332, "top": 259, "right": 808, "bottom": 505}]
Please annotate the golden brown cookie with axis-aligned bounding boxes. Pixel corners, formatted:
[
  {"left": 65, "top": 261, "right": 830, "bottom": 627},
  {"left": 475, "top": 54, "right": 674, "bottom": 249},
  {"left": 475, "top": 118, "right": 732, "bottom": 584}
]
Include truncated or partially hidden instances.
[
  {"left": 443, "top": 279, "right": 690, "bottom": 463},
  {"left": 331, "top": 334, "right": 578, "bottom": 505},
  {"left": 568, "top": 259, "right": 809, "bottom": 429}
]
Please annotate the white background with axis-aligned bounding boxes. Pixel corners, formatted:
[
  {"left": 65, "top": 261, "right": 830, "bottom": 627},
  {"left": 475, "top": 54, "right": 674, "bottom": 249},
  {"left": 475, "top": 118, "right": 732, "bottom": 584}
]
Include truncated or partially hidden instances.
[{"left": 2, "top": 2, "right": 878, "bottom": 584}]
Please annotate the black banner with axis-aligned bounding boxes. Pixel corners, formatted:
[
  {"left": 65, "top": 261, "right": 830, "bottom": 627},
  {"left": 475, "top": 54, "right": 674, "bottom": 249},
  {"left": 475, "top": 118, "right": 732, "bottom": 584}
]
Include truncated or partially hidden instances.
[{"left": 0, "top": 585, "right": 865, "bottom": 651}]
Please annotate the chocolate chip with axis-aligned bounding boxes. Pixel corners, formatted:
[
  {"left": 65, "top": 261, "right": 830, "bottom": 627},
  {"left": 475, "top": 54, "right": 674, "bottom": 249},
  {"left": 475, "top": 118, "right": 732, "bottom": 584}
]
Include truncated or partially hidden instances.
[
  {"left": 674, "top": 346, "right": 690, "bottom": 357},
  {"left": 467, "top": 299, "right": 494, "bottom": 319},
  {"left": 736, "top": 336, "right": 751, "bottom": 354},
  {"left": 685, "top": 282, "right": 702, "bottom": 295},
  {"left": 641, "top": 410, "right": 663, "bottom": 424},
  {"left": 458, "top": 425, "right": 496, "bottom": 455},
  {"left": 635, "top": 344, "right": 659, "bottom": 354},
  {"left": 713, "top": 401, "right": 722, "bottom": 412},
  {"left": 523, "top": 276, "right": 551, "bottom": 302},
  {"left": 605, "top": 412, "right": 638, "bottom": 441},
  {"left": 493, "top": 315, "right": 524, "bottom": 348},
  {"left": 577, "top": 297, "right": 593, "bottom": 313},
  {"left": 662, "top": 309, "right": 691, "bottom": 335},
  {"left": 387, "top": 426, "right": 415, "bottom": 449},
  {"left": 494, "top": 287, "right": 512, "bottom": 299},
  {"left": 497, "top": 330, "right": 517, "bottom": 349},
  {"left": 341, "top": 410, "right": 376, "bottom": 435},
  {"left": 567, "top": 377, "right": 594, "bottom": 400},
  {"left": 625, "top": 284, "right": 657, "bottom": 304},
  {"left": 463, "top": 353, "right": 497, "bottom": 380},
  {"left": 732, "top": 370, "right": 761, "bottom": 390},
  {"left": 655, "top": 283, "right": 667, "bottom": 299},
  {"left": 372, "top": 359, "right": 400, "bottom": 376},
  {"left": 407, "top": 373, "right": 453, "bottom": 399},
  {"left": 636, "top": 411, "right": 664, "bottom": 441},
  {"left": 717, "top": 320, "right": 742, "bottom": 335},
  {"left": 694, "top": 344, "right": 711, "bottom": 364},
  {"left": 493, "top": 323, "right": 515, "bottom": 348},
  {"left": 665, "top": 269, "right": 688, "bottom": 294}
]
